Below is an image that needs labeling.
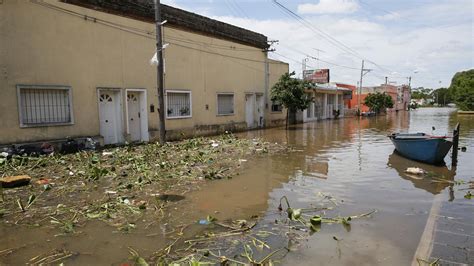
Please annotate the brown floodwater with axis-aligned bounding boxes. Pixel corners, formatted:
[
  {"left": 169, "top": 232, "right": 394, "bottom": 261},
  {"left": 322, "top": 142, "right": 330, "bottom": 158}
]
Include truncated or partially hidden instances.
[{"left": 1, "top": 108, "right": 473, "bottom": 265}]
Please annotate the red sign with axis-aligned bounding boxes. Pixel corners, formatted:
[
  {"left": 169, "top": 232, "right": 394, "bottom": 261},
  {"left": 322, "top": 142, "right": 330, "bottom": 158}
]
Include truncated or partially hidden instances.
[{"left": 303, "top": 69, "right": 330, "bottom": 83}]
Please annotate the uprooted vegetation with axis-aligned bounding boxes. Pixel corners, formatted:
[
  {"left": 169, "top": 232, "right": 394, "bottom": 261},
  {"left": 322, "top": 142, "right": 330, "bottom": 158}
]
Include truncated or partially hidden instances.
[
  {"left": 148, "top": 195, "right": 377, "bottom": 265},
  {"left": 0, "top": 133, "right": 286, "bottom": 231},
  {"left": 1, "top": 134, "right": 378, "bottom": 265}
]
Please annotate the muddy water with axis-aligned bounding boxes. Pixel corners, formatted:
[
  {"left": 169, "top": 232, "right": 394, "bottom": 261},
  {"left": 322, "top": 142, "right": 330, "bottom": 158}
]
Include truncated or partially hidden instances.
[
  {"left": 187, "top": 108, "right": 474, "bottom": 265},
  {"left": 1, "top": 108, "right": 473, "bottom": 265}
]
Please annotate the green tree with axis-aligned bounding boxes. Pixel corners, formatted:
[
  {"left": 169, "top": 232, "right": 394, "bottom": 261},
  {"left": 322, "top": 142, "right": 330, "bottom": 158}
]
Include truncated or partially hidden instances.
[
  {"left": 431, "top": 88, "right": 452, "bottom": 106},
  {"left": 271, "top": 71, "right": 312, "bottom": 127},
  {"left": 364, "top": 92, "right": 394, "bottom": 114},
  {"left": 449, "top": 69, "right": 474, "bottom": 111},
  {"left": 411, "top": 87, "right": 433, "bottom": 100}
]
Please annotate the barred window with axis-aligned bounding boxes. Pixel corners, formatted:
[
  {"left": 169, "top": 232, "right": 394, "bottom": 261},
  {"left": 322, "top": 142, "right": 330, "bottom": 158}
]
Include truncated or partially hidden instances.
[
  {"left": 271, "top": 101, "right": 283, "bottom": 112},
  {"left": 17, "top": 85, "right": 73, "bottom": 127},
  {"left": 166, "top": 90, "right": 191, "bottom": 118},
  {"left": 217, "top": 93, "right": 234, "bottom": 115}
]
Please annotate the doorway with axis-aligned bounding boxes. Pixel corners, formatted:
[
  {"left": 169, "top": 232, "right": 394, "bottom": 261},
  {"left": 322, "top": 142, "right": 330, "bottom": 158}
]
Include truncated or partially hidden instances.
[
  {"left": 245, "top": 93, "right": 256, "bottom": 128},
  {"left": 126, "top": 89, "right": 149, "bottom": 142},
  {"left": 256, "top": 94, "right": 264, "bottom": 127},
  {"left": 98, "top": 89, "right": 123, "bottom": 145}
]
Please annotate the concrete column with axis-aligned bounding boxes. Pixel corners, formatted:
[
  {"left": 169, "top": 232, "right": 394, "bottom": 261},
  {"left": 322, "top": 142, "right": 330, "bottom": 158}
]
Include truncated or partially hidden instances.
[
  {"left": 323, "top": 93, "right": 328, "bottom": 119},
  {"left": 340, "top": 94, "right": 345, "bottom": 117},
  {"left": 335, "top": 92, "right": 339, "bottom": 111}
]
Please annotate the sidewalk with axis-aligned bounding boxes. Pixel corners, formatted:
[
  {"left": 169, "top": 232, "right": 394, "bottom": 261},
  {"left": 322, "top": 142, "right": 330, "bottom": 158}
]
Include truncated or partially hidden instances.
[{"left": 413, "top": 193, "right": 474, "bottom": 265}]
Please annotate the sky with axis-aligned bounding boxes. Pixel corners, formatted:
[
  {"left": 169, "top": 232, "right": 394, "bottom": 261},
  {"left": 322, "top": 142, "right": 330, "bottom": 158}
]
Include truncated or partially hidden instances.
[{"left": 161, "top": 0, "right": 473, "bottom": 88}]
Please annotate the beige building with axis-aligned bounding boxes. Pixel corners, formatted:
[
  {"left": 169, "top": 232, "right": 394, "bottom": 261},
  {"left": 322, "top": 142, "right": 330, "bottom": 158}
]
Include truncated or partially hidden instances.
[
  {"left": 0, "top": 0, "right": 288, "bottom": 146},
  {"left": 300, "top": 83, "right": 351, "bottom": 123}
]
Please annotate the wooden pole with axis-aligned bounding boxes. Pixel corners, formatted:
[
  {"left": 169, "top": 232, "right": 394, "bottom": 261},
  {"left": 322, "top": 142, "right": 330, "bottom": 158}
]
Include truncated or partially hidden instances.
[{"left": 452, "top": 123, "right": 460, "bottom": 167}]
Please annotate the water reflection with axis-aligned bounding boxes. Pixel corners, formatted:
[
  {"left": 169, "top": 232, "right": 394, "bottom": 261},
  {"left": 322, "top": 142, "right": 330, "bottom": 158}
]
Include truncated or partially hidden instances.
[
  {"left": 387, "top": 151, "right": 455, "bottom": 194},
  {"left": 183, "top": 108, "right": 472, "bottom": 265}
]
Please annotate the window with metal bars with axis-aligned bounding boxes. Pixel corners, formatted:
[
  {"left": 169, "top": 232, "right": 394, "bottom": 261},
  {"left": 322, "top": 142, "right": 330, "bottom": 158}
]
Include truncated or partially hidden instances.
[
  {"left": 17, "top": 85, "right": 73, "bottom": 127},
  {"left": 166, "top": 90, "right": 192, "bottom": 119},
  {"left": 271, "top": 101, "right": 283, "bottom": 112},
  {"left": 217, "top": 93, "right": 234, "bottom": 115}
]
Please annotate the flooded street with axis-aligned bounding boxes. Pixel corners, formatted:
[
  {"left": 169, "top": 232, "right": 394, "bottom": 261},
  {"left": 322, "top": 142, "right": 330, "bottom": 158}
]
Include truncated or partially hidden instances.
[
  {"left": 1, "top": 108, "right": 473, "bottom": 265},
  {"left": 187, "top": 107, "right": 474, "bottom": 265}
]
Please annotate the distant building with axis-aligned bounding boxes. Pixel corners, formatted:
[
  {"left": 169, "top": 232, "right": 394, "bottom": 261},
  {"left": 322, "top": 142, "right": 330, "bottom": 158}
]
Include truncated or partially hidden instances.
[
  {"left": 298, "top": 83, "right": 352, "bottom": 123},
  {"left": 335, "top": 83, "right": 357, "bottom": 110},
  {"left": 347, "top": 84, "right": 411, "bottom": 113}
]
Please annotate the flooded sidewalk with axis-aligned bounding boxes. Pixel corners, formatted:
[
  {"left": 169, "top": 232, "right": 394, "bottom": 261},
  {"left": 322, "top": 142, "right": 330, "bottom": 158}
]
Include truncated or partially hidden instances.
[
  {"left": 413, "top": 190, "right": 474, "bottom": 265},
  {"left": 1, "top": 108, "right": 473, "bottom": 265}
]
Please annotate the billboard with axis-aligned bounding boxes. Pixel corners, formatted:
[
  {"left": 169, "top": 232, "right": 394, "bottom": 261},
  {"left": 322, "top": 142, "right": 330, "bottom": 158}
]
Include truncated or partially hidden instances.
[{"left": 303, "top": 69, "right": 330, "bottom": 83}]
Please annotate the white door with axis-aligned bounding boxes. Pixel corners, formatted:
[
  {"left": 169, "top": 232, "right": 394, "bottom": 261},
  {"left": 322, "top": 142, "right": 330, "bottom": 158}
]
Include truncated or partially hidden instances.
[
  {"left": 245, "top": 94, "right": 255, "bottom": 128},
  {"left": 256, "top": 94, "right": 264, "bottom": 127},
  {"left": 127, "top": 92, "right": 141, "bottom": 142},
  {"left": 99, "top": 92, "right": 120, "bottom": 145}
]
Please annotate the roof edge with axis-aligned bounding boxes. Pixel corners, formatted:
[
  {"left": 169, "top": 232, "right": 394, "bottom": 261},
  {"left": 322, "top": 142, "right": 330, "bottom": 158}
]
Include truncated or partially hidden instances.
[{"left": 61, "top": 0, "right": 270, "bottom": 49}]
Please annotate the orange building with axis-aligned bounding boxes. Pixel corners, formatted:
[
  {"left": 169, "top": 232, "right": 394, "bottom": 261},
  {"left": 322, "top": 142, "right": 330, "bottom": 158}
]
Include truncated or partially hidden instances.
[
  {"left": 344, "top": 84, "right": 410, "bottom": 113},
  {"left": 335, "top": 83, "right": 357, "bottom": 109}
]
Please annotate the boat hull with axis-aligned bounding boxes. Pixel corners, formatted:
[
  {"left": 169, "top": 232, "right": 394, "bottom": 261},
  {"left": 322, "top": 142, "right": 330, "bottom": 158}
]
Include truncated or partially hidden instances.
[{"left": 389, "top": 136, "right": 453, "bottom": 165}]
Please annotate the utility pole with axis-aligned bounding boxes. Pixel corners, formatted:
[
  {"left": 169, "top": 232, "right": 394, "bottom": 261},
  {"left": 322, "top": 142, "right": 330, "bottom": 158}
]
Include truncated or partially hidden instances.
[
  {"left": 313, "top": 48, "right": 325, "bottom": 69},
  {"left": 302, "top": 57, "right": 309, "bottom": 79},
  {"left": 358, "top": 60, "right": 364, "bottom": 112},
  {"left": 408, "top": 76, "right": 412, "bottom": 88},
  {"left": 154, "top": 0, "right": 166, "bottom": 144},
  {"left": 358, "top": 60, "right": 372, "bottom": 114}
]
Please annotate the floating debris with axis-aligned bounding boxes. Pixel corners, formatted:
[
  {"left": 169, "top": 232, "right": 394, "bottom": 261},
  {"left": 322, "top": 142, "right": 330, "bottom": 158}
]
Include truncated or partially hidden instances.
[
  {"left": 464, "top": 191, "right": 473, "bottom": 199},
  {"left": 0, "top": 134, "right": 287, "bottom": 234},
  {"left": 405, "top": 167, "right": 426, "bottom": 175},
  {"left": 150, "top": 194, "right": 376, "bottom": 265}
]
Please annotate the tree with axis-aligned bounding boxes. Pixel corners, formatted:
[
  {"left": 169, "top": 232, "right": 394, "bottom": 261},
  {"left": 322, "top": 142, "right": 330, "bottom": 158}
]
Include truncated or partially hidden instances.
[
  {"left": 448, "top": 69, "right": 474, "bottom": 111},
  {"left": 364, "top": 92, "right": 394, "bottom": 114},
  {"left": 271, "top": 72, "right": 313, "bottom": 127},
  {"left": 411, "top": 87, "right": 433, "bottom": 100},
  {"left": 431, "top": 88, "right": 452, "bottom": 106}
]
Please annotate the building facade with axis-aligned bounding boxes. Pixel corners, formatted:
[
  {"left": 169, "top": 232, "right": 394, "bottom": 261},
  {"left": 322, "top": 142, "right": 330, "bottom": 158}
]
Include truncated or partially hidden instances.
[
  {"left": 299, "top": 83, "right": 351, "bottom": 123},
  {"left": 0, "top": 0, "right": 288, "bottom": 145},
  {"left": 348, "top": 84, "right": 411, "bottom": 113}
]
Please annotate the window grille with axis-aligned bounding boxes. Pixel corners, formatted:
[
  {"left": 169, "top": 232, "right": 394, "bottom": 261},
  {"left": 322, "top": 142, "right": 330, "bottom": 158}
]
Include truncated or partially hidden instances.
[
  {"left": 271, "top": 101, "right": 283, "bottom": 112},
  {"left": 17, "top": 85, "right": 73, "bottom": 126},
  {"left": 166, "top": 91, "right": 191, "bottom": 118},
  {"left": 217, "top": 94, "right": 234, "bottom": 115}
]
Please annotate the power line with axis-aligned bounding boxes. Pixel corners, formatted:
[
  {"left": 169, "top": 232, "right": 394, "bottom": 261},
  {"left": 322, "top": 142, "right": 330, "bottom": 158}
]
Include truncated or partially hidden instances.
[
  {"left": 223, "top": 0, "right": 242, "bottom": 18},
  {"left": 271, "top": 0, "right": 396, "bottom": 74},
  {"left": 32, "top": 0, "right": 384, "bottom": 84},
  {"left": 272, "top": 52, "right": 318, "bottom": 70},
  {"left": 32, "top": 1, "right": 276, "bottom": 73},
  {"left": 267, "top": 40, "right": 361, "bottom": 71},
  {"left": 271, "top": 1, "right": 365, "bottom": 61}
]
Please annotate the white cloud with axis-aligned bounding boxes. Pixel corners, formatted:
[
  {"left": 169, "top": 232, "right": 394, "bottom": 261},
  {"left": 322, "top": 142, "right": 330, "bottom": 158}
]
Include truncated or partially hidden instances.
[
  {"left": 297, "top": 0, "right": 359, "bottom": 15},
  {"left": 327, "top": 19, "right": 382, "bottom": 33},
  {"left": 375, "top": 12, "right": 401, "bottom": 21},
  {"left": 212, "top": 14, "right": 471, "bottom": 88},
  {"left": 205, "top": 0, "right": 472, "bottom": 88},
  {"left": 161, "top": 0, "right": 179, "bottom": 6}
]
